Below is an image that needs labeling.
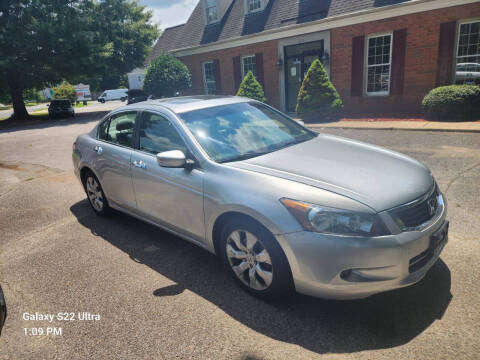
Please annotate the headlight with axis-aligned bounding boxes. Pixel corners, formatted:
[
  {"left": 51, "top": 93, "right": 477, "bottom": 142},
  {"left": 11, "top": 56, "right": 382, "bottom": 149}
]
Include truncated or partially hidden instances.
[{"left": 280, "top": 198, "right": 390, "bottom": 236}]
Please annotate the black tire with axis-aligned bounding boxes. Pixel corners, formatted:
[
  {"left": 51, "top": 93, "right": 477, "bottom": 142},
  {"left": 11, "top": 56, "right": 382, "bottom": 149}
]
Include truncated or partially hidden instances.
[
  {"left": 120, "top": 97, "right": 126, "bottom": 102},
  {"left": 82, "top": 170, "right": 110, "bottom": 216},
  {"left": 220, "top": 216, "right": 293, "bottom": 300},
  {"left": 100, "top": 99, "right": 105, "bottom": 103}
]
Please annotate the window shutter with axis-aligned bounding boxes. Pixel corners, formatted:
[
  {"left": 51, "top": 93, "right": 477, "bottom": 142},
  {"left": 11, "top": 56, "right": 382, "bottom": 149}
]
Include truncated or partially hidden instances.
[
  {"left": 213, "top": 59, "right": 222, "bottom": 94},
  {"left": 351, "top": 35, "right": 365, "bottom": 96},
  {"left": 436, "top": 21, "right": 456, "bottom": 86},
  {"left": 255, "top": 53, "right": 264, "bottom": 86},
  {"left": 233, "top": 56, "right": 242, "bottom": 92},
  {"left": 391, "top": 28, "right": 407, "bottom": 95}
]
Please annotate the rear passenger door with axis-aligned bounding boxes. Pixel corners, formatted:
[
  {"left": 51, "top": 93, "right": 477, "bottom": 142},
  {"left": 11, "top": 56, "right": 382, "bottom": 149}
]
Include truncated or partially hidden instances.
[{"left": 93, "top": 111, "right": 137, "bottom": 210}]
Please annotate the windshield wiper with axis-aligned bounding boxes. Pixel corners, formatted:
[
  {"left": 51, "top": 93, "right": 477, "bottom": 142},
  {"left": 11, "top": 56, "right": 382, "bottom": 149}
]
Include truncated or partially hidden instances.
[{"left": 219, "top": 149, "right": 273, "bottom": 163}]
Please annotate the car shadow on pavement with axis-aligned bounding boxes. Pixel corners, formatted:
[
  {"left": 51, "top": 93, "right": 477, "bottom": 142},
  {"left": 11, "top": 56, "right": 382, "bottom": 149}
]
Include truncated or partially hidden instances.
[{"left": 70, "top": 200, "right": 452, "bottom": 355}]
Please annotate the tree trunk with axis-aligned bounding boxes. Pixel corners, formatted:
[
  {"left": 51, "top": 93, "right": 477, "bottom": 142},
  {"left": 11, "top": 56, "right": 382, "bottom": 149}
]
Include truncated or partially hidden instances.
[{"left": 7, "top": 76, "right": 29, "bottom": 121}]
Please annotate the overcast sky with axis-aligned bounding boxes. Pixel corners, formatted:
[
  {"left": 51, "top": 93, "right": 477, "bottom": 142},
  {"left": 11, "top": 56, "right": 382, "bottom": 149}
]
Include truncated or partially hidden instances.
[{"left": 138, "top": 0, "right": 199, "bottom": 30}]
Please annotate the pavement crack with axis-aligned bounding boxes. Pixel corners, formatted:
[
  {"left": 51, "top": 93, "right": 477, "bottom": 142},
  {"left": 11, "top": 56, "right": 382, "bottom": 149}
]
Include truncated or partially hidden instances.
[{"left": 445, "top": 161, "right": 480, "bottom": 194}]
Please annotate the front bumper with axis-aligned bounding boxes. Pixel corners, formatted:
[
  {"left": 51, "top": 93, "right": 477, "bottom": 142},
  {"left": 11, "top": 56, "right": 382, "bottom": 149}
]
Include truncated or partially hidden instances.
[{"left": 275, "top": 194, "right": 448, "bottom": 300}]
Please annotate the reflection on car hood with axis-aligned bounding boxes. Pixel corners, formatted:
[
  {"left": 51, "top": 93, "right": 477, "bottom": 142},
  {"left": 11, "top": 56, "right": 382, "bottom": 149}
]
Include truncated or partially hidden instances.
[{"left": 228, "top": 134, "right": 433, "bottom": 211}]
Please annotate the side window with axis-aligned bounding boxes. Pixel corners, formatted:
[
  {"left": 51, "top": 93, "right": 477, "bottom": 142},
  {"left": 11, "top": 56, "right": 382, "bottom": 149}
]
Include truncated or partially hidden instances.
[
  {"left": 98, "top": 118, "right": 109, "bottom": 140},
  {"left": 106, "top": 112, "right": 136, "bottom": 147},
  {"left": 139, "top": 112, "right": 187, "bottom": 155}
]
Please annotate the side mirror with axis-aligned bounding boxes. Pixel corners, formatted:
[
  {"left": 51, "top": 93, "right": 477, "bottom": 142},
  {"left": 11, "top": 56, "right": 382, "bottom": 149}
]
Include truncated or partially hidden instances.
[{"left": 156, "top": 150, "right": 187, "bottom": 168}]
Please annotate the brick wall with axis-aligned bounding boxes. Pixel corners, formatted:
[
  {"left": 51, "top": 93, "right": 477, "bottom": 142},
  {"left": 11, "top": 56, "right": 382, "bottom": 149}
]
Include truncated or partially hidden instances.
[
  {"left": 331, "top": 2, "right": 480, "bottom": 115},
  {"left": 179, "top": 40, "right": 281, "bottom": 108}
]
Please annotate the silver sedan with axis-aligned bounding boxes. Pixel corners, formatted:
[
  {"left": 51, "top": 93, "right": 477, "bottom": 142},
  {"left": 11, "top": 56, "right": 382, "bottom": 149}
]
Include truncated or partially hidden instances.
[{"left": 72, "top": 96, "right": 448, "bottom": 300}]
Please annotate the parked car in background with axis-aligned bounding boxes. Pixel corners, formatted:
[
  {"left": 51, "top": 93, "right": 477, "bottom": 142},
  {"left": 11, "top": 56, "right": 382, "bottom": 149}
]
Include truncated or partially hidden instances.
[
  {"left": 48, "top": 99, "right": 74, "bottom": 118},
  {"left": 127, "top": 89, "right": 148, "bottom": 105},
  {"left": 97, "top": 89, "right": 128, "bottom": 103},
  {"left": 73, "top": 96, "right": 448, "bottom": 300},
  {"left": 0, "top": 285, "right": 6, "bottom": 336},
  {"left": 455, "top": 63, "right": 480, "bottom": 85}
]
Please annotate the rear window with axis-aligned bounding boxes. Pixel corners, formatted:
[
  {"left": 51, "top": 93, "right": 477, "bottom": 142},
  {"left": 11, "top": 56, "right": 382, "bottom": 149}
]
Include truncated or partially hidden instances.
[{"left": 51, "top": 100, "right": 70, "bottom": 106}]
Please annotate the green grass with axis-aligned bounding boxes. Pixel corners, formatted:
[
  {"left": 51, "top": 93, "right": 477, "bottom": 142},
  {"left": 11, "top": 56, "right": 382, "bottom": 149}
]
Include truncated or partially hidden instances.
[
  {"left": 29, "top": 109, "right": 48, "bottom": 116},
  {"left": 74, "top": 101, "right": 92, "bottom": 108}
]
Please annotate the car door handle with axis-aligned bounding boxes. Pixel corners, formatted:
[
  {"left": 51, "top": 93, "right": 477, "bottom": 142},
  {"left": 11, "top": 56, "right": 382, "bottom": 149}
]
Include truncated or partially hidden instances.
[
  {"left": 94, "top": 145, "right": 103, "bottom": 155},
  {"left": 132, "top": 160, "right": 146, "bottom": 169}
]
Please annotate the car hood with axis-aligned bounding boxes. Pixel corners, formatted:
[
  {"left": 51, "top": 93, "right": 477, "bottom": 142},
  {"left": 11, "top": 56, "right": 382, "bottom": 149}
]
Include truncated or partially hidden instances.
[{"left": 228, "top": 134, "right": 433, "bottom": 212}]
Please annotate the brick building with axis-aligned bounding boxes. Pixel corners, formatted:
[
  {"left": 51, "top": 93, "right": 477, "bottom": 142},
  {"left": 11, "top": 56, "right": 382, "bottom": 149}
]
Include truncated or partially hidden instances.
[{"left": 145, "top": 0, "right": 480, "bottom": 115}]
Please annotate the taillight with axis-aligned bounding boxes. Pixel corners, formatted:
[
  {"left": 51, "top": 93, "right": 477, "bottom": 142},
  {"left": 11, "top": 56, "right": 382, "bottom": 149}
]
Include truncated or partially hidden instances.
[{"left": 72, "top": 142, "right": 77, "bottom": 151}]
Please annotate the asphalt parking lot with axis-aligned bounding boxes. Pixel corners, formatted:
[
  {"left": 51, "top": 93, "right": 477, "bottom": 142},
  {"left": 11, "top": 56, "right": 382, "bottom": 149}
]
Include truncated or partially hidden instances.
[{"left": 0, "top": 112, "right": 479, "bottom": 359}]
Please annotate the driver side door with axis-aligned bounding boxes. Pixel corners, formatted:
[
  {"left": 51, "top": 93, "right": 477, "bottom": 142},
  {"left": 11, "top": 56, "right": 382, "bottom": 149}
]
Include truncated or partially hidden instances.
[{"left": 131, "top": 111, "right": 205, "bottom": 241}]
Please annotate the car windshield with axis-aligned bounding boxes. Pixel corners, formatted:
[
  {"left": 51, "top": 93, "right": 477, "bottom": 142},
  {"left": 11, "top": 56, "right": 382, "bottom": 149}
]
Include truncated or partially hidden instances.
[{"left": 178, "top": 102, "right": 316, "bottom": 163}]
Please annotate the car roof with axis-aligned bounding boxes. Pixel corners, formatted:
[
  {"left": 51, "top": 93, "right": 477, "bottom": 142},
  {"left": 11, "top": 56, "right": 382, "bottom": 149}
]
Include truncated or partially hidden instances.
[{"left": 115, "top": 95, "right": 252, "bottom": 114}]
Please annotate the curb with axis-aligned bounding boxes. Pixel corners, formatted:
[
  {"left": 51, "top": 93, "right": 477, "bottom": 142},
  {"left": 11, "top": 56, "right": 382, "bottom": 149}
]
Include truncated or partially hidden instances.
[{"left": 307, "top": 124, "right": 480, "bottom": 133}]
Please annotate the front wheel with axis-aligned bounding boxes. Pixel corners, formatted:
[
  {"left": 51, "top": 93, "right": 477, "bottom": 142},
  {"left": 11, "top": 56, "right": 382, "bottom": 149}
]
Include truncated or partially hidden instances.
[
  {"left": 83, "top": 171, "right": 110, "bottom": 216},
  {"left": 220, "top": 217, "right": 292, "bottom": 300}
]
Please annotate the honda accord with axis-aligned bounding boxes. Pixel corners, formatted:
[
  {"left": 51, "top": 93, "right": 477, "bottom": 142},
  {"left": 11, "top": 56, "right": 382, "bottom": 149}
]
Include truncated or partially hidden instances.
[{"left": 72, "top": 96, "right": 448, "bottom": 300}]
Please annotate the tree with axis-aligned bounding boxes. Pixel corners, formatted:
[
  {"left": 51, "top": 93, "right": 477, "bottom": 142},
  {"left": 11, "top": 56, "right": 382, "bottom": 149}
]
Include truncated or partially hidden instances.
[
  {"left": 296, "top": 59, "right": 343, "bottom": 118},
  {"left": 0, "top": 0, "right": 158, "bottom": 121},
  {"left": 236, "top": 71, "right": 267, "bottom": 103},
  {"left": 53, "top": 83, "right": 77, "bottom": 103},
  {"left": 143, "top": 54, "right": 192, "bottom": 98}
]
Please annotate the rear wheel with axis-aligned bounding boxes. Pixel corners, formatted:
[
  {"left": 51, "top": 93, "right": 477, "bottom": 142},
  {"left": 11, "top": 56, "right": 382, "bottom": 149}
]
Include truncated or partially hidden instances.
[
  {"left": 83, "top": 171, "right": 110, "bottom": 216},
  {"left": 220, "top": 217, "right": 292, "bottom": 299}
]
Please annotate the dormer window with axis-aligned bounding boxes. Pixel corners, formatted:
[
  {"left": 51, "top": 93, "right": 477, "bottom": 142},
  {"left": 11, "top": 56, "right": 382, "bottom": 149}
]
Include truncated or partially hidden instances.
[
  {"left": 246, "top": 0, "right": 263, "bottom": 14},
  {"left": 205, "top": 0, "right": 219, "bottom": 24}
]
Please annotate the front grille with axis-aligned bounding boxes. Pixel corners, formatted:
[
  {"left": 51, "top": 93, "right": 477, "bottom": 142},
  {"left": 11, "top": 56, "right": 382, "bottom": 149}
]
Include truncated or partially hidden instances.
[{"left": 391, "top": 186, "right": 439, "bottom": 230}]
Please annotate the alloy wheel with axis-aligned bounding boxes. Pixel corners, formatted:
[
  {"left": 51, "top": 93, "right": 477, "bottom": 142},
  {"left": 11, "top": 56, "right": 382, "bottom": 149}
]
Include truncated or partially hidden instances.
[
  {"left": 226, "top": 230, "right": 273, "bottom": 290},
  {"left": 86, "top": 176, "right": 104, "bottom": 212}
]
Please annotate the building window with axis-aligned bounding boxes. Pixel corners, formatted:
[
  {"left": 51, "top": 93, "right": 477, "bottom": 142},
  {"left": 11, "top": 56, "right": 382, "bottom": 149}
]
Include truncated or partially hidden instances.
[
  {"left": 455, "top": 20, "right": 480, "bottom": 85},
  {"left": 242, "top": 55, "right": 256, "bottom": 78},
  {"left": 246, "top": 0, "right": 262, "bottom": 13},
  {"left": 366, "top": 34, "right": 392, "bottom": 95},
  {"left": 205, "top": 0, "right": 219, "bottom": 24},
  {"left": 202, "top": 61, "right": 216, "bottom": 95}
]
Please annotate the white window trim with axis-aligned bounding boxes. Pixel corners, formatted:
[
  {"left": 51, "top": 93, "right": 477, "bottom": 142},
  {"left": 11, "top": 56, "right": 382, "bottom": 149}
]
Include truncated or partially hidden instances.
[
  {"left": 364, "top": 32, "right": 393, "bottom": 97},
  {"left": 454, "top": 18, "right": 480, "bottom": 84},
  {"left": 204, "top": 0, "right": 220, "bottom": 25},
  {"left": 245, "top": 0, "right": 264, "bottom": 15},
  {"left": 241, "top": 54, "right": 256, "bottom": 79},
  {"left": 202, "top": 61, "right": 216, "bottom": 95}
]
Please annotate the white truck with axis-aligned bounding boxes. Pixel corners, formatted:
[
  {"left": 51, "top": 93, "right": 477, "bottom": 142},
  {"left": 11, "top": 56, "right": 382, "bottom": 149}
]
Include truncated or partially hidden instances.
[
  {"left": 97, "top": 89, "right": 128, "bottom": 103},
  {"left": 74, "top": 84, "right": 92, "bottom": 105}
]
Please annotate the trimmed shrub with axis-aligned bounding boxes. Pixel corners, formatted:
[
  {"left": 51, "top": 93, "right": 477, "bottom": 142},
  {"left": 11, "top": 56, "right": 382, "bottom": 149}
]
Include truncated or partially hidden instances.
[
  {"left": 296, "top": 59, "right": 343, "bottom": 119},
  {"left": 422, "top": 85, "right": 480, "bottom": 120},
  {"left": 236, "top": 71, "right": 267, "bottom": 103},
  {"left": 143, "top": 53, "right": 191, "bottom": 98},
  {"left": 53, "top": 82, "right": 76, "bottom": 103}
]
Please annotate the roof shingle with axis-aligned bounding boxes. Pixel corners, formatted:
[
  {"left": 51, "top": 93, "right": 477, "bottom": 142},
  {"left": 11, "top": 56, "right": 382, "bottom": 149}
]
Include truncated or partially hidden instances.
[{"left": 148, "top": 0, "right": 412, "bottom": 57}]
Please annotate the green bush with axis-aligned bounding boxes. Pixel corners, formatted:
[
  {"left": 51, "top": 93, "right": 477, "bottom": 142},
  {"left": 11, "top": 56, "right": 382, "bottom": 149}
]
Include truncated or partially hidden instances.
[
  {"left": 296, "top": 59, "right": 343, "bottom": 118},
  {"left": 236, "top": 71, "right": 267, "bottom": 103},
  {"left": 53, "top": 82, "right": 77, "bottom": 103},
  {"left": 143, "top": 53, "right": 191, "bottom": 98},
  {"left": 422, "top": 85, "right": 480, "bottom": 120}
]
